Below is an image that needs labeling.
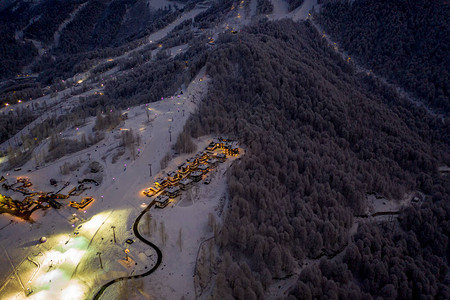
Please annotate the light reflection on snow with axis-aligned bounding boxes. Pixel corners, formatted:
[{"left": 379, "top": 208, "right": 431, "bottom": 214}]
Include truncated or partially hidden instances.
[
  {"left": 22, "top": 214, "right": 111, "bottom": 299},
  {"left": 82, "top": 212, "right": 109, "bottom": 232},
  {"left": 64, "top": 248, "right": 85, "bottom": 265},
  {"left": 60, "top": 281, "right": 85, "bottom": 300}
]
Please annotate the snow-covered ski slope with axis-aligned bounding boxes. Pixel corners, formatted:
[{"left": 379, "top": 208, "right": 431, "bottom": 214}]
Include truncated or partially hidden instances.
[{"left": 0, "top": 68, "right": 210, "bottom": 300}]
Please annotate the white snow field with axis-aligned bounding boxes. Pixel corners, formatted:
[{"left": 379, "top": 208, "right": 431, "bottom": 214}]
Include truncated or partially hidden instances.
[{"left": 0, "top": 68, "right": 214, "bottom": 299}]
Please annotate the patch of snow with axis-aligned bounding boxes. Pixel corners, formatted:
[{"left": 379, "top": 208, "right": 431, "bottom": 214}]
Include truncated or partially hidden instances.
[
  {"left": 269, "top": 0, "right": 289, "bottom": 20},
  {"left": 249, "top": 0, "right": 258, "bottom": 17},
  {"left": 291, "top": 0, "right": 317, "bottom": 21},
  {"left": 148, "top": 0, "right": 185, "bottom": 11}
]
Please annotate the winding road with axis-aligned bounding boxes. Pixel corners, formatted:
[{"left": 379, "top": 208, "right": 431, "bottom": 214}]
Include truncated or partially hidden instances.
[{"left": 93, "top": 200, "right": 162, "bottom": 300}]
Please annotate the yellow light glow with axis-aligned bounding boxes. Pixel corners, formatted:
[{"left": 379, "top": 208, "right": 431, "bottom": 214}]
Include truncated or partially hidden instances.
[
  {"left": 61, "top": 281, "right": 85, "bottom": 300},
  {"left": 34, "top": 269, "right": 65, "bottom": 288},
  {"left": 43, "top": 250, "right": 65, "bottom": 265},
  {"left": 64, "top": 248, "right": 85, "bottom": 265},
  {"left": 82, "top": 213, "right": 107, "bottom": 232},
  {"left": 29, "top": 290, "right": 52, "bottom": 300}
]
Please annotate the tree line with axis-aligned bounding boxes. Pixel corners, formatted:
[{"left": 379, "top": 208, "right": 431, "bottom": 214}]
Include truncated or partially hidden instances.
[{"left": 180, "top": 18, "right": 449, "bottom": 299}]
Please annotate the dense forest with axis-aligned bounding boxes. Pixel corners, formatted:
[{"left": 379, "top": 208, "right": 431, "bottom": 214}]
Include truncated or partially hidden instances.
[
  {"left": 23, "top": 0, "right": 82, "bottom": 43},
  {"left": 194, "top": 0, "right": 235, "bottom": 29},
  {"left": 318, "top": 0, "right": 449, "bottom": 112},
  {"left": 257, "top": 0, "right": 273, "bottom": 14},
  {"left": 180, "top": 19, "right": 449, "bottom": 298},
  {"left": 0, "top": 1, "right": 37, "bottom": 79},
  {"left": 0, "top": 0, "right": 191, "bottom": 85}
]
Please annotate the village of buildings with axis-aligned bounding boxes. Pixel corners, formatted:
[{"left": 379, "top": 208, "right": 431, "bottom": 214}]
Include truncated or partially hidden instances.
[
  {"left": 145, "top": 138, "right": 239, "bottom": 209},
  {"left": 0, "top": 138, "right": 238, "bottom": 222}
]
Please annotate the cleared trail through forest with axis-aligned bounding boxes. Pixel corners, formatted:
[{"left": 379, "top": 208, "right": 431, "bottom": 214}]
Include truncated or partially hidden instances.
[{"left": 311, "top": 20, "right": 444, "bottom": 120}]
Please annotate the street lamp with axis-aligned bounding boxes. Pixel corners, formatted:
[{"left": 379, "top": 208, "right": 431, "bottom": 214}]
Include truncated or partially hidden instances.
[
  {"left": 97, "top": 252, "right": 103, "bottom": 269},
  {"left": 111, "top": 226, "right": 116, "bottom": 243},
  {"left": 124, "top": 249, "right": 130, "bottom": 261}
]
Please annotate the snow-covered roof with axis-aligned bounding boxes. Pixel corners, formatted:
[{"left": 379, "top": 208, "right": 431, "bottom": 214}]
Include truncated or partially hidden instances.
[
  {"left": 197, "top": 164, "right": 208, "bottom": 170},
  {"left": 155, "top": 195, "right": 169, "bottom": 203},
  {"left": 179, "top": 178, "right": 192, "bottom": 185},
  {"left": 167, "top": 171, "right": 177, "bottom": 177},
  {"left": 190, "top": 171, "right": 203, "bottom": 177},
  {"left": 165, "top": 186, "right": 180, "bottom": 193},
  {"left": 60, "top": 184, "right": 76, "bottom": 195}
]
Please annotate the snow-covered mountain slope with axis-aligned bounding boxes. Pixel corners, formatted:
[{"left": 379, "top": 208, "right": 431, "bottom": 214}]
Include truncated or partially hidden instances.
[{"left": 0, "top": 1, "right": 324, "bottom": 299}]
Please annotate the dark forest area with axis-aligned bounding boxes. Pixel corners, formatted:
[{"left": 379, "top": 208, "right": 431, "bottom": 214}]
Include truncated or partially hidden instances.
[
  {"left": 318, "top": 0, "right": 449, "bottom": 112},
  {"left": 23, "top": 0, "right": 82, "bottom": 43},
  {"left": 181, "top": 19, "right": 449, "bottom": 299},
  {"left": 0, "top": 0, "right": 188, "bottom": 85},
  {"left": 0, "top": 2, "right": 37, "bottom": 80}
]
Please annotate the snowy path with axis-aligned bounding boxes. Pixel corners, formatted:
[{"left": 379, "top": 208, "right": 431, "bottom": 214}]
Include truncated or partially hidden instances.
[
  {"left": 311, "top": 20, "right": 444, "bottom": 119},
  {"left": 53, "top": 2, "right": 89, "bottom": 48},
  {"left": 291, "top": 0, "right": 317, "bottom": 21},
  {"left": 269, "top": 0, "right": 289, "bottom": 19},
  {"left": 110, "top": 7, "right": 207, "bottom": 62}
]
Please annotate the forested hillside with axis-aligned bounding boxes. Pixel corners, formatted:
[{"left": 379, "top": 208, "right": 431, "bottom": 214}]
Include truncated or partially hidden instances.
[
  {"left": 318, "top": 0, "right": 449, "bottom": 112},
  {"left": 0, "top": 0, "right": 186, "bottom": 83},
  {"left": 0, "top": 1, "right": 37, "bottom": 79},
  {"left": 181, "top": 19, "right": 449, "bottom": 298},
  {"left": 23, "top": 0, "right": 82, "bottom": 43}
]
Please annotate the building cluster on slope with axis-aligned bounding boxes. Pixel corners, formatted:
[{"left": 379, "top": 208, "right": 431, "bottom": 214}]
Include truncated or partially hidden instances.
[
  {"left": 0, "top": 175, "right": 96, "bottom": 221},
  {"left": 144, "top": 138, "right": 239, "bottom": 208}
]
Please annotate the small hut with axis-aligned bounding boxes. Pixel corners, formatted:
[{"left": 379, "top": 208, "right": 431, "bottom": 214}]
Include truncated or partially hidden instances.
[
  {"left": 190, "top": 171, "right": 203, "bottom": 182},
  {"left": 179, "top": 178, "right": 193, "bottom": 190},
  {"left": 155, "top": 195, "right": 170, "bottom": 208},
  {"left": 165, "top": 186, "right": 181, "bottom": 198},
  {"left": 197, "top": 164, "right": 209, "bottom": 174}
]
